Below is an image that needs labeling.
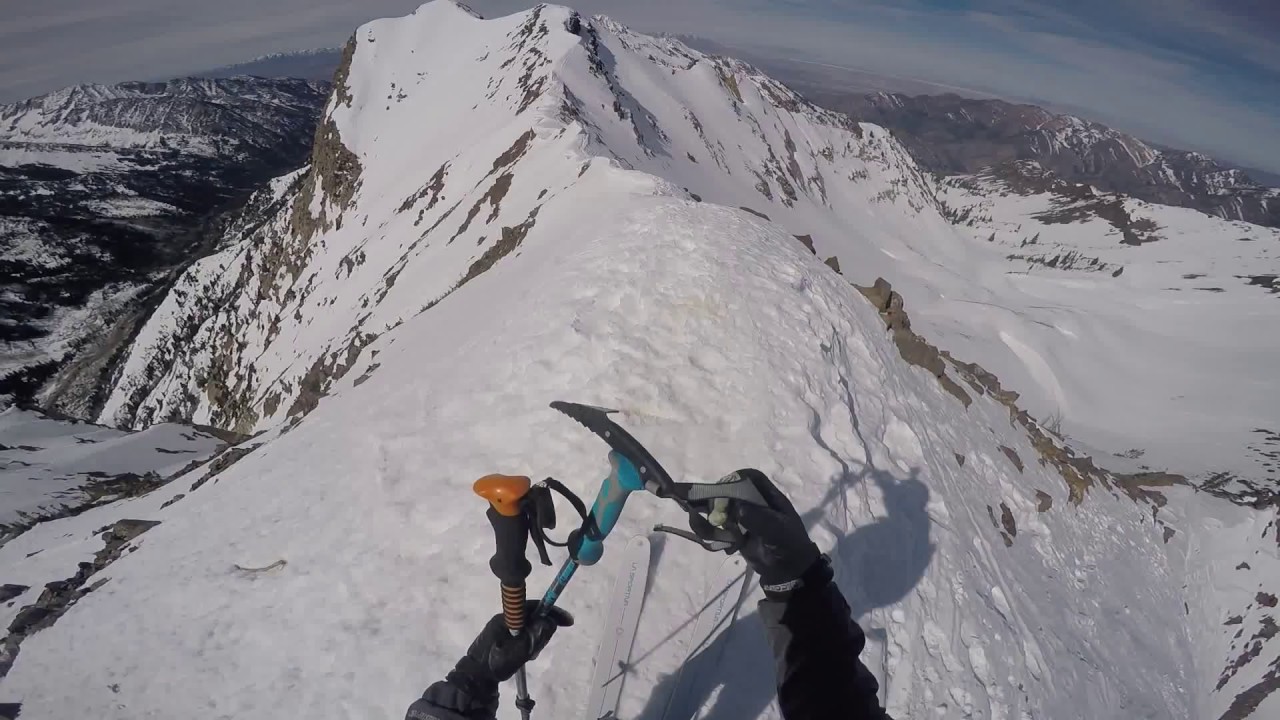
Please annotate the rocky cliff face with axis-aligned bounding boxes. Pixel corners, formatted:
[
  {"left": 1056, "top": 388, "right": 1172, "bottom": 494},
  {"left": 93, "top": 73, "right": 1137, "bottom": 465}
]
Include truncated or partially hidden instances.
[
  {"left": 813, "top": 91, "right": 1280, "bottom": 228},
  {"left": 0, "top": 77, "right": 329, "bottom": 416}
]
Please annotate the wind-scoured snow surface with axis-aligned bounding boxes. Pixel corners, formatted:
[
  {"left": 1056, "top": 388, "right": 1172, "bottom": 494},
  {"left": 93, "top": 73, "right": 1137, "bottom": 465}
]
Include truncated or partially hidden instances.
[
  {"left": 3, "top": 2, "right": 1271, "bottom": 719},
  {"left": 3, "top": 167, "right": 1217, "bottom": 719}
]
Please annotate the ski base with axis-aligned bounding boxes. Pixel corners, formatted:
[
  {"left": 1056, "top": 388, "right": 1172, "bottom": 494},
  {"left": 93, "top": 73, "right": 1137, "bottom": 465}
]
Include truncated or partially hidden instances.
[
  {"left": 583, "top": 535, "right": 652, "bottom": 720},
  {"left": 661, "top": 553, "right": 751, "bottom": 720}
]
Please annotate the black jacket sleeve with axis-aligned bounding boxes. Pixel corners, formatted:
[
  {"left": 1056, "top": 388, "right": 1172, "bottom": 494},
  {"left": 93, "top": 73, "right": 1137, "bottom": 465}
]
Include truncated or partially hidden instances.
[
  {"left": 405, "top": 657, "right": 500, "bottom": 720},
  {"left": 758, "top": 558, "right": 892, "bottom": 720}
]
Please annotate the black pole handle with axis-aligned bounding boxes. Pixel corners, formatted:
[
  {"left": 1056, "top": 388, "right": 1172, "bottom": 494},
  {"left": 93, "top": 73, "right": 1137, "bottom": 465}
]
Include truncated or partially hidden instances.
[
  {"left": 474, "top": 475, "right": 534, "bottom": 631},
  {"left": 483, "top": 504, "right": 532, "bottom": 587}
]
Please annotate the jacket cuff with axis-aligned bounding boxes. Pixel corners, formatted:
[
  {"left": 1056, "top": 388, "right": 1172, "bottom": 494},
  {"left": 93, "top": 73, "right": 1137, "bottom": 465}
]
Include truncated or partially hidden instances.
[
  {"left": 762, "top": 554, "right": 833, "bottom": 602},
  {"left": 408, "top": 656, "right": 499, "bottom": 720}
]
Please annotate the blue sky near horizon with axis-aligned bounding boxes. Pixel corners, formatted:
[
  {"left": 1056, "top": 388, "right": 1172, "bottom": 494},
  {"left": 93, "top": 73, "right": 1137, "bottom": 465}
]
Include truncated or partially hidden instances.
[{"left": 1, "top": 0, "right": 1276, "bottom": 171}]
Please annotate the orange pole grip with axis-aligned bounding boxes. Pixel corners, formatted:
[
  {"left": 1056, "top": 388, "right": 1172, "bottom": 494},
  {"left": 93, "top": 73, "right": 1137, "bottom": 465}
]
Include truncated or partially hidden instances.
[{"left": 474, "top": 474, "right": 533, "bottom": 516}]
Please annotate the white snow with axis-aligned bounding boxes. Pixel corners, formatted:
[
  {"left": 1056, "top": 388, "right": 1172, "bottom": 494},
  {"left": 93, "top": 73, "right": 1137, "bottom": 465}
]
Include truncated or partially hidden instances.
[
  {"left": 6, "top": 3, "right": 1276, "bottom": 720},
  {"left": 936, "top": 174, "right": 1280, "bottom": 484},
  {"left": 83, "top": 195, "right": 178, "bottom": 218},
  {"left": 0, "top": 144, "right": 124, "bottom": 172},
  {"left": 0, "top": 407, "right": 225, "bottom": 529},
  {"left": 101, "top": 0, "right": 1280, "bottom": 497}
]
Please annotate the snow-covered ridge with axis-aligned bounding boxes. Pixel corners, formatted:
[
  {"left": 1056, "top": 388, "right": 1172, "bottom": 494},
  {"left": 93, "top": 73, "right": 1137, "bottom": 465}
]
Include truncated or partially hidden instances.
[
  {"left": 97, "top": 0, "right": 941, "bottom": 434},
  {"left": 11, "top": 155, "right": 1255, "bottom": 718}
]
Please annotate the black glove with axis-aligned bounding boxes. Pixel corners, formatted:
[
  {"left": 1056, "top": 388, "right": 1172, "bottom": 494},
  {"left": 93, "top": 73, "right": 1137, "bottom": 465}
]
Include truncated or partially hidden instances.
[
  {"left": 415, "top": 601, "right": 573, "bottom": 720},
  {"left": 725, "top": 469, "right": 822, "bottom": 599},
  {"left": 463, "top": 600, "right": 574, "bottom": 683}
]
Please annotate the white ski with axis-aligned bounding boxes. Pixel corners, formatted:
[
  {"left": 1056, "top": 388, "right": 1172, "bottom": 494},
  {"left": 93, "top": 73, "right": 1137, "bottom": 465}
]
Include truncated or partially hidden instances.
[
  {"left": 661, "top": 553, "right": 751, "bottom": 720},
  {"left": 584, "top": 535, "right": 652, "bottom": 720}
]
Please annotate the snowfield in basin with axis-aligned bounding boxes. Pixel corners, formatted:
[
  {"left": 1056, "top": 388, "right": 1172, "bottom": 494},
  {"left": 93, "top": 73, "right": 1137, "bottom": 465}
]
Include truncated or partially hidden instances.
[
  {"left": 2, "top": 3, "right": 1277, "bottom": 720},
  {"left": 0, "top": 408, "right": 225, "bottom": 532}
]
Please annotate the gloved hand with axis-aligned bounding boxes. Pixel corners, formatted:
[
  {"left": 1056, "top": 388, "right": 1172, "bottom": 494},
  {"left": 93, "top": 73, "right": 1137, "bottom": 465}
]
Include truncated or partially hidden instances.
[
  {"left": 460, "top": 600, "right": 574, "bottom": 684},
  {"left": 723, "top": 469, "right": 822, "bottom": 598},
  {"left": 413, "top": 601, "right": 573, "bottom": 720}
]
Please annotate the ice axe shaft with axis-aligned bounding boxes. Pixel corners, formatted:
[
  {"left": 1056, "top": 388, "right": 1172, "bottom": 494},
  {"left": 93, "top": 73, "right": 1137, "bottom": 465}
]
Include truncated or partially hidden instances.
[
  {"left": 473, "top": 474, "right": 536, "bottom": 720},
  {"left": 537, "top": 450, "right": 645, "bottom": 615}
]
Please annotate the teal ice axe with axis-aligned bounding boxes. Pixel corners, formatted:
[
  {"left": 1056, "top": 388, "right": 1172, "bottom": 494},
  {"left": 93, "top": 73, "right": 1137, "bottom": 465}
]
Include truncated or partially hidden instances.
[
  {"left": 472, "top": 402, "right": 772, "bottom": 719},
  {"left": 536, "top": 401, "right": 772, "bottom": 612}
]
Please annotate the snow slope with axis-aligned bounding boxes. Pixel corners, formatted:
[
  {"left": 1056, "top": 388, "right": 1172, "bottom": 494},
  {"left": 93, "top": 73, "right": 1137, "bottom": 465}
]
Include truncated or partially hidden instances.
[
  {"left": 4, "top": 2, "right": 1267, "bottom": 719},
  {"left": 0, "top": 408, "right": 225, "bottom": 534}
]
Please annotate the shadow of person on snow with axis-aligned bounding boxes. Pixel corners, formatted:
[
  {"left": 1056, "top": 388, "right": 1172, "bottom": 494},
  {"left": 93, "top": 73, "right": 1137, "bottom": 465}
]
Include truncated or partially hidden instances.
[{"left": 627, "top": 464, "right": 934, "bottom": 720}]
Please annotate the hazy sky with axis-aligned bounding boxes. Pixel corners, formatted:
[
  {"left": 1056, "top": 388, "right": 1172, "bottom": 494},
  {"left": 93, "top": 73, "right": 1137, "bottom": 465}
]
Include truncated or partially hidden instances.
[{"left": 2, "top": 0, "right": 1276, "bottom": 171}]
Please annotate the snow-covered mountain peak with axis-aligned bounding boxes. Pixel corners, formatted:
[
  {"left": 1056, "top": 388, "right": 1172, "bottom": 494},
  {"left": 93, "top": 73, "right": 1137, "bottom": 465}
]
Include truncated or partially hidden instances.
[
  {"left": 97, "top": 2, "right": 1279, "bottom": 494},
  {"left": 98, "top": 1, "right": 951, "bottom": 434}
]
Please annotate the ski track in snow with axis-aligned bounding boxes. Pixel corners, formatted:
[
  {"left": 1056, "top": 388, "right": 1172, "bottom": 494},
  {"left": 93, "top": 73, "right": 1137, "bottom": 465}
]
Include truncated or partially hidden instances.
[{"left": 1, "top": 3, "right": 1276, "bottom": 720}]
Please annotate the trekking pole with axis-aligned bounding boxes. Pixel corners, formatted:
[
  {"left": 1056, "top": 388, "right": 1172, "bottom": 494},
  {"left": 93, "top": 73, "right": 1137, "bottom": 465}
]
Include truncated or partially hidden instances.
[{"left": 473, "top": 474, "right": 536, "bottom": 720}]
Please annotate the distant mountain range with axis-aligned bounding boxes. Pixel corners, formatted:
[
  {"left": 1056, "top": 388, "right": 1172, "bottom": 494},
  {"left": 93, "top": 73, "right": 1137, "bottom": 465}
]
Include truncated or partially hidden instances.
[
  {"left": 0, "top": 77, "right": 329, "bottom": 415},
  {"left": 671, "top": 37, "right": 1280, "bottom": 228},
  {"left": 801, "top": 91, "right": 1280, "bottom": 228}
]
